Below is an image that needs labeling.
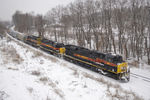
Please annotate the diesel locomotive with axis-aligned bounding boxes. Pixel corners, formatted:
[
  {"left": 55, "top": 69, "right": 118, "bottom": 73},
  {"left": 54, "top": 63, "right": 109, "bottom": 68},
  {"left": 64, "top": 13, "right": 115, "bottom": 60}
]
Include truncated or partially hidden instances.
[{"left": 8, "top": 31, "right": 130, "bottom": 82}]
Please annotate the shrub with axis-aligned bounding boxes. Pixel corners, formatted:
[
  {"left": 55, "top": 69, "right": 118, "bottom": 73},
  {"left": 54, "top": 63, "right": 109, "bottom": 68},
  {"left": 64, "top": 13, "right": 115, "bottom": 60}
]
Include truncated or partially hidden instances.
[
  {"left": 32, "top": 51, "right": 42, "bottom": 58},
  {"left": 31, "top": 70, "right": 41, "bottom": 76},
  {"left": 1, "top": 45, "right": 23, "bottom": 64},
  {"left": 27, "top": 87, "right": 33, "bottom": 93},
  {"left": 39, "top": 76, "right": 49, "bottom": 84}
]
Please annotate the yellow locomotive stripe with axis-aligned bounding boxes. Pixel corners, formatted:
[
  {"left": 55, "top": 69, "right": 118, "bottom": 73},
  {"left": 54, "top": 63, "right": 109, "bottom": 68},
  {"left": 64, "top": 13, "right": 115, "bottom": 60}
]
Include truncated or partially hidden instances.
[
  {"left": 74, "top": 53, "right": 117, "bottom": 67},
  {"left": 40, "top": 46, "right": 58, "bottom": 54},
  {"left": 28, "top": 39, "right": 37, "bottom": 43},
  {"left": 26, "top": 38, "right": 58, "bottom": 54},
  {"left": 41, "top": 43, "right": 60, "bottom": 50},
  {"left": 64, "top": 54, "right": 118, "bottom": 74},
  {"left": 27, "top": 38, "right": 60, "bottom": 50},
  {"left": 74, "top": 54, "right": 95, "bottom": 62}
]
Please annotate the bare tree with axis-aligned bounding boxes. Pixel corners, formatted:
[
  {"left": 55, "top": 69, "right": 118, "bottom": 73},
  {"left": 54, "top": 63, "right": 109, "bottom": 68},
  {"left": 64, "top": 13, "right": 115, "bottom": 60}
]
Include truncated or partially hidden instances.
[
  {"left": 0, "top": 21, "right": 7, "bottom": 38},
  {"left": 35, "top": 15, "right": 46, "bottom": 38},
  {"left": 12, "top": 11, "right": 34, "bottom": 33},
  {"left": 43, "top": 0, "right": 150, "bottom": 64}
]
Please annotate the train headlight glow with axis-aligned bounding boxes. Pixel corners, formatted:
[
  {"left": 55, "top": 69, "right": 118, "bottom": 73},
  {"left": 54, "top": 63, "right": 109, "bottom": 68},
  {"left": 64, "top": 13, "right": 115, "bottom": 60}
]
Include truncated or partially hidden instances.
[{"left": 121, "top": 66, "right": 126, "bottom": 71}]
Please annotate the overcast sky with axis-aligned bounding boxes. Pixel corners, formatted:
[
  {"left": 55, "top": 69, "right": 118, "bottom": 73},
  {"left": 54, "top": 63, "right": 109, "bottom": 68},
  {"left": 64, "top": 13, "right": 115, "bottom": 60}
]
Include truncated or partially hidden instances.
[{"left": 0, "top": 0, "right": 74, "bottom": 21}]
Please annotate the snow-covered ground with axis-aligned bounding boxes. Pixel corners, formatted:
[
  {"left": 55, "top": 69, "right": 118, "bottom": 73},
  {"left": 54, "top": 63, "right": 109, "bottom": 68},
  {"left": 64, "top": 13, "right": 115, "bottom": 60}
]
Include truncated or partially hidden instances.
[{"left": 0, "top": 35, "right": 150, "bottom": 100}]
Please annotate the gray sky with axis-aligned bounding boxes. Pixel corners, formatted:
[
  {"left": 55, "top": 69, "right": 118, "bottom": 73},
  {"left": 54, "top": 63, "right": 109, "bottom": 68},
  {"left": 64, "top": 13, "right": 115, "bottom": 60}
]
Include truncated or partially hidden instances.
[{"left": 0, "top": 0, "right": 74, "bottom": 21}]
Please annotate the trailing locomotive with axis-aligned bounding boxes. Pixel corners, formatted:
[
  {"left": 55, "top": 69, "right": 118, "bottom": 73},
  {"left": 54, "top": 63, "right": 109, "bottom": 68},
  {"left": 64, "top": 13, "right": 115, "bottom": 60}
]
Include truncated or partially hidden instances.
[
  {"left": 8, "top": 31, "right": 130, "bottom": 82},
  {"left": 24, "top": 35, "right": 65, "bottom": 56}
]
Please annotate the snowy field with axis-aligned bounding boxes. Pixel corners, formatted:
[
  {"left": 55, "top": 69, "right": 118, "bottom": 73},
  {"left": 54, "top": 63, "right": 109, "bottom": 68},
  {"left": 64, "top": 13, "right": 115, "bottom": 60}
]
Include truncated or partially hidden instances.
[{"left": 0, "top": 35, "right": 150, "bottom": 100}]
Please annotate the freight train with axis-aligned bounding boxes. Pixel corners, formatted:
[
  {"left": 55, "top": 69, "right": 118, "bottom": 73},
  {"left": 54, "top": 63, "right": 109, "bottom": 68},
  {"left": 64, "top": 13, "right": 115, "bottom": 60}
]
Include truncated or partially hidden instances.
[{"left": 8, "top": 31, "right": 130, "bottom": 82}]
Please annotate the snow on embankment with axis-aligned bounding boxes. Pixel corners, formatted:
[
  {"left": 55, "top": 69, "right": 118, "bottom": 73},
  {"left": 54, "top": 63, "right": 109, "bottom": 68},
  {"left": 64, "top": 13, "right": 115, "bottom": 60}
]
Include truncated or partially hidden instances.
[{"left": 0, "top": 36, "right": 145, "bottom": 100}]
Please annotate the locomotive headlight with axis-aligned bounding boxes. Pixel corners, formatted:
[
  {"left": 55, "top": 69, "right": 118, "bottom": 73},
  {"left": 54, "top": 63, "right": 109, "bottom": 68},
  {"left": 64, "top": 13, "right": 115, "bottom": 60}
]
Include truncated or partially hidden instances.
[{"left": 121, "top": 66, "right": 126, "bottom": 71}]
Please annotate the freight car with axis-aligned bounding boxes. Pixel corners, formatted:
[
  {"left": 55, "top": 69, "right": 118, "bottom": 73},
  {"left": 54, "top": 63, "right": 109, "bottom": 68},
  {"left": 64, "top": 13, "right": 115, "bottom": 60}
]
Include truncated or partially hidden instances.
[
  {"left": 9, "top": 31, "right": 25, "bottom": 41},
  {"left": 16, "top": 32, "right": 25, "bottom": 41},
  {"left": 9, "top": 31, "right": 17, "bottom": 38}
]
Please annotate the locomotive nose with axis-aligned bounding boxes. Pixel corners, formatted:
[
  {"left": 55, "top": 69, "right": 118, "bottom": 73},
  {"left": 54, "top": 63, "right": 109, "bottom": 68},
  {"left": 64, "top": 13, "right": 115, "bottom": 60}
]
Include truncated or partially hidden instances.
[{"left": 117, "top": 62, "right": 130, "bottom": 82}]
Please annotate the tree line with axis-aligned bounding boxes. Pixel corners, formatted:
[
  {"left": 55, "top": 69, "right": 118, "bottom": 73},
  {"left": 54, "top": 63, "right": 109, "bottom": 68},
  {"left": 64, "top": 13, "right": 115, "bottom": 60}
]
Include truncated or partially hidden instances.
[
  {"left": 0, "top": 20, "right": 9, "bottom": 38},
  {"left": 12, "top": 0, "right": 150, "bottom": 65},
  {"left": 12, "top": 11, "right": 45, "bottom": 38}
]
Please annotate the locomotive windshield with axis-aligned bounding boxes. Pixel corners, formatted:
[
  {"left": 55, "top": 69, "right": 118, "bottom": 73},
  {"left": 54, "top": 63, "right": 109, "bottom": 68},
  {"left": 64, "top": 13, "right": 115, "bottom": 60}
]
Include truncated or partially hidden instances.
[
  {"left": 105, "top": 54, "right": 124, "bottom": 64},
  {"left": 55, "top": 43, "right": 64, "bottom": 48},
  {"left": 112, "top": 56, "right": 124, "bottom": 64}
]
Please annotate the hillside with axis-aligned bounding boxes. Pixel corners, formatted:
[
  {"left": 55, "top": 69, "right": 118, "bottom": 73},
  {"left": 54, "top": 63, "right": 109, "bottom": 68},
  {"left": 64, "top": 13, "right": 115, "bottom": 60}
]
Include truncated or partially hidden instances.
[{"left": 0, "top": 35, "right": 150, "bottom": 100}]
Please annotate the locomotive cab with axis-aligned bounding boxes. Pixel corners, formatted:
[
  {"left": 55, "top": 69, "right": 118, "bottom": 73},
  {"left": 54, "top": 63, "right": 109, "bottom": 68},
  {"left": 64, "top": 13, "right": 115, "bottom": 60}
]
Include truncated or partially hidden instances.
[
  {"left": 55, "top": 43, "right": 65, "bottom": 54},
  {"left": 113, "top": 55, "right": 130, "bottom": 81}
]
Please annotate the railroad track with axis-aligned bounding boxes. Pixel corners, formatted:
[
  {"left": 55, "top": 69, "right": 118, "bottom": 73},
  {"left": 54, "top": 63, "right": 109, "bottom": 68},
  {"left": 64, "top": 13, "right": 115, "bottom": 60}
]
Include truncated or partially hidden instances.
[
  {"left": 7, "top": 32, "right": 150, "bottom": 83},
  {"left": 131, "top": 73, "right": 150, "bottom": 82}
]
